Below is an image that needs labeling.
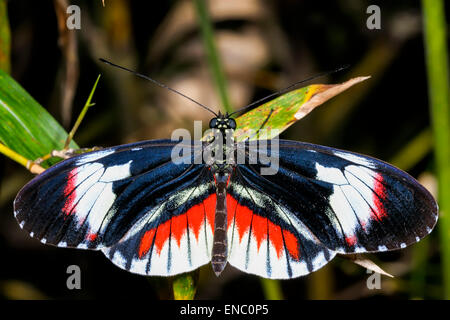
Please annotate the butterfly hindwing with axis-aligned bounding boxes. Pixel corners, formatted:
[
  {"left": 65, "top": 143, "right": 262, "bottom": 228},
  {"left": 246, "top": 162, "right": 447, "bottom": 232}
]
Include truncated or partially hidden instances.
[
  {"left": 102, "top": 168, "right": 217, "bottom": 276},
  {"left": 226, "top": 172, "right": 335, "bottom": 279}
]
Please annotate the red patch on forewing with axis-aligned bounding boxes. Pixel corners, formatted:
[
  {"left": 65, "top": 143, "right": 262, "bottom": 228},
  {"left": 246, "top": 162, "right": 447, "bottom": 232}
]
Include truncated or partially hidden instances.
[
  {"left": 372, "top": 173, "right": 388, "bottom": 220},
  {"left": 227, "top": 195, "right": 300, "bottom": 260},
  {"left": 62, "top": 168, "right": 78, "bottom": 217},
  {"left": 345, "top": 235, "right": 357, "bottom": 247},
  {"left": 137, "top": 194, "right": 216, "bottom": 258}
]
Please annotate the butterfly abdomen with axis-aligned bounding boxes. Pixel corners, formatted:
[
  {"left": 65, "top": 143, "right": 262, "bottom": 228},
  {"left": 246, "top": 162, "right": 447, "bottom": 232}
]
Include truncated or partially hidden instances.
[{"left": 211, "top": 172, "right": 230, "bottom": 276}]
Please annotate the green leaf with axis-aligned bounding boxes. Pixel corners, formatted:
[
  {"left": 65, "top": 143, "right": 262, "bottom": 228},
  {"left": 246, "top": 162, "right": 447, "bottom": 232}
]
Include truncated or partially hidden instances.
[
  {"left": 0, "top": 69, "right": 78, "bottom": 168},
  {"left": 233, "top": 76, "right": 370, "bottom": 142}
]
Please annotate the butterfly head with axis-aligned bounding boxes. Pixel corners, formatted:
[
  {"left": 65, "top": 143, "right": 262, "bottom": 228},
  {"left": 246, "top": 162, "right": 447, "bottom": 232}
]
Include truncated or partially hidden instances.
[{"left": 209, "top": 112, "right": 236, "bottom": 131}]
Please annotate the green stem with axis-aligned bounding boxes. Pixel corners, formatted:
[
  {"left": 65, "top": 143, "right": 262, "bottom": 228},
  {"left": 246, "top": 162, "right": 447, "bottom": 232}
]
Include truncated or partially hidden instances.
[
  {"left": 193, "top": 0, "right": 232, "bottom": 114},
  {"left": 0, "top": 142, "right": 28, "bottom": 167},
  {"left": 64, "top": 75, "right": 101, "bottom": 149},
  {"left": 421, "top": 0, "right": 450, "bottom": 299},
  {"left": 261, "top": 278, "right": 284, "bottom": 300}
]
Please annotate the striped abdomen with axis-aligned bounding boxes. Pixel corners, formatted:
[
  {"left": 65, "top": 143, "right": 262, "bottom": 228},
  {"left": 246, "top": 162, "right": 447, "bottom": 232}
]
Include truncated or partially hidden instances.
[{"left": 211, "top": 173, "right": 229, "bottom": 276}]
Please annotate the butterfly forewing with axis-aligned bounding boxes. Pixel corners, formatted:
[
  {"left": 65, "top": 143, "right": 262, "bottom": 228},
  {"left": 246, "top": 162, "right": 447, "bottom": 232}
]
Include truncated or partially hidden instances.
[
  {"left": 236, "top": 140, "right": 437, "bottom": 255},
  {"left": 14, "top": 139, "right": 204, "bottom": 249}
]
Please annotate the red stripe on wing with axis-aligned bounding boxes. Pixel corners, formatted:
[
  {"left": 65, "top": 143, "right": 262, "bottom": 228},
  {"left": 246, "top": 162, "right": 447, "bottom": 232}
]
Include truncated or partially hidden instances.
[
  {"left": 283, "top": 230, "right": 300, "bottom": 261},
  {"left": 62, "top": 168, "right": 78, "bottom": 217},
  {"left": 345, "top": 235, "right": 357, "bottom": 247},
  {"left": 252, "top": 214, "right": 267, "bottom": 251},
  {"left": 139, "top": 229, "right": 156, "bottom": 258},
  {"left": 154, "top": 220, "right": 171, "bottom": 254},
  {"left": 171, "top": 213, "right": 187, "bottom": 247},
  {"left": 268, "top": 223, "right": 284, "bottom": 258},
  {"left": 227, "top": 195, "right": 252, "bottom": 241},
  {"left": 137, "top": 194, "right": 216, "bottom": 258},
  {"left": 87, "top": 232, "right": 98, "bottom": 242},
  {"left": 227, "top": 195, "right": 300, "bottom": 260},
  {"left": 372, "top": 173, "right": 388, "bottom": 220}
]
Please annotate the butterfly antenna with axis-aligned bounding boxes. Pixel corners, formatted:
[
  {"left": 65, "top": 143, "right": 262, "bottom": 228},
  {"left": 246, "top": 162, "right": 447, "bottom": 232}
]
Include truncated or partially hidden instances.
[
  {"left": 229, "top": 65, "right": 350, "bottom": 117},
  {"left": 99, "top": 58, "right": 218, "bottom": 117}
]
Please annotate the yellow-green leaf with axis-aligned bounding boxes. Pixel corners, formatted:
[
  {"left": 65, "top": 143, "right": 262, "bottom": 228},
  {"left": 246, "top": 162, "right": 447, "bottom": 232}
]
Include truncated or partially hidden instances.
[
  {"left": 172, "top": 270, "right": 199, "bottom": 300},
  {"left": 233, "top": 76, "right": 370, "bottom": 141}
]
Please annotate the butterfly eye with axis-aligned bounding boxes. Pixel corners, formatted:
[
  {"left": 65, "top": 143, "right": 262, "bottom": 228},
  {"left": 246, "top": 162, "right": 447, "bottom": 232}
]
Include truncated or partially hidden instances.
[
  {"left": 228, "top": 118, "right": 236, "bottom": 129},
  {"left": 209, "top": 118, "right": 218, "bottom": 128}
]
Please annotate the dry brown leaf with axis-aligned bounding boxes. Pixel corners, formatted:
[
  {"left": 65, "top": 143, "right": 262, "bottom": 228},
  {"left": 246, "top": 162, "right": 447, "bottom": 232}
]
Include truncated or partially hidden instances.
[{"left": 343, "top": 254, "right": 394, "bottom": 278}]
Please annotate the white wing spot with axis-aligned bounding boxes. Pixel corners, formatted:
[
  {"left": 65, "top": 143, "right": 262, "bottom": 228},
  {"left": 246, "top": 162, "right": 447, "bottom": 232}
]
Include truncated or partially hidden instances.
[
  {"left": 333, "top": 151, "right": 376, "bottom": 169},
  {"left": 328, "top": 186, "right": 359, "bottom": 238},
  {"left": 76, "top": 150, "right": 115, "bottom": 165},
  {"left": 400, "top": 243, "right": 406, "bottom": 248},
  {"left": 378, "top": 245, "right": 388, "bottom": 251},
  {"left": 100, "top": 160, "right": 133, "bottom": 182},
  {"left": 415, "top": 236, "right": 420, "bottom": 242},
  {"left": 315, "top": 163, "right": 348, "bottom": 185}
]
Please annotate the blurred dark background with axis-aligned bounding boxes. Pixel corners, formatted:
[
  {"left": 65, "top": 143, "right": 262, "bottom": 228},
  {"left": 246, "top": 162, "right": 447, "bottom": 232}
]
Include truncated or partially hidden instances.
[{"left": 0, "top": 0, "right": 447, "bottom": 299}]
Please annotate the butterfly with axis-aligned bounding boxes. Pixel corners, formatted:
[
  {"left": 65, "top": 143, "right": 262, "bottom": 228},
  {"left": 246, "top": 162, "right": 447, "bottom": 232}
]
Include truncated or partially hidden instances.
[{"left": 13, "top": 62, "right": 439, "bottom": 279}]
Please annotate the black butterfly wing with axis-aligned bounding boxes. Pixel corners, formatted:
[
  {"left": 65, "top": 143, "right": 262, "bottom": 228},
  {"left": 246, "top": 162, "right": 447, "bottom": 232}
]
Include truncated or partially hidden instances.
[
  {"left": 14, "top": 139, "right": 220, "bottom": 275},
  {"left": 226, "top": 139, "right": 438, "bottom": 279}
]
